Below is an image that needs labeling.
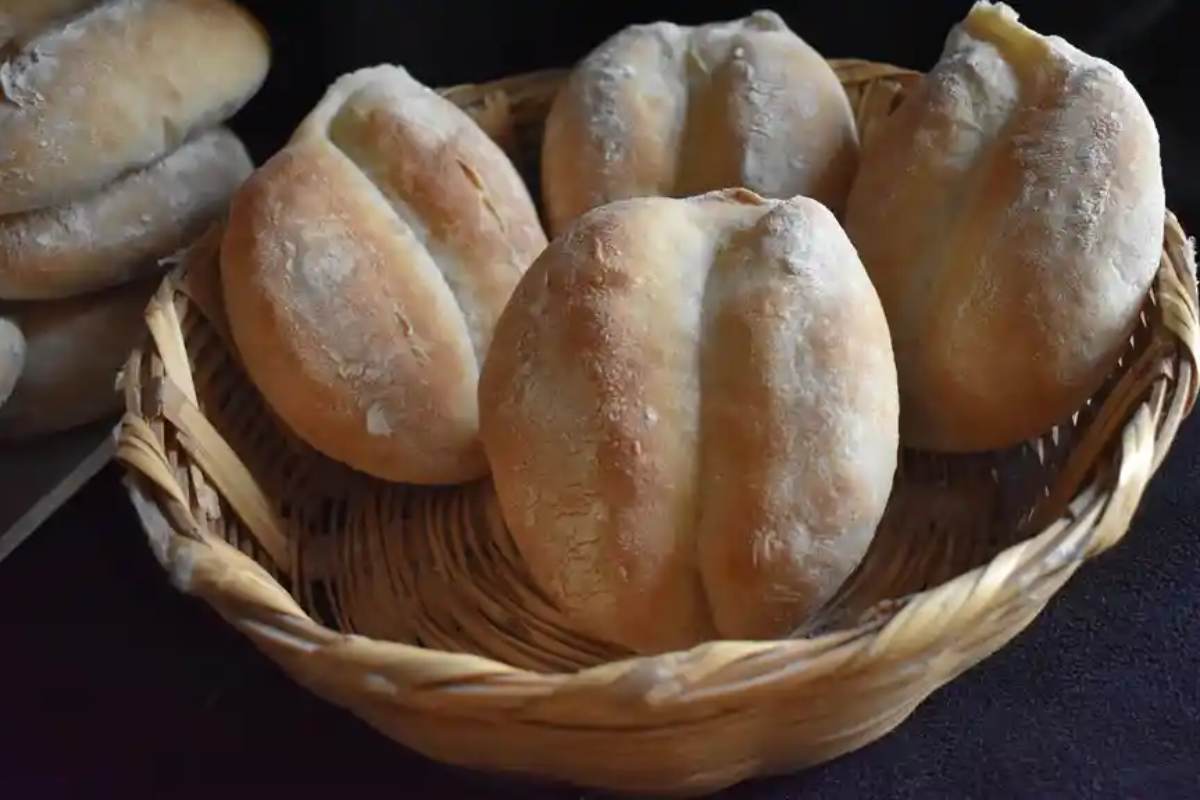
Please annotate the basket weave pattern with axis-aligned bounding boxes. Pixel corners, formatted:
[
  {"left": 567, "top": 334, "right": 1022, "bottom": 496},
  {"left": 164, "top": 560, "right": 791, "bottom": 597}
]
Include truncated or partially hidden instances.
[{"left": 117, "top": 61, "right": 1199, "bottom": 795}]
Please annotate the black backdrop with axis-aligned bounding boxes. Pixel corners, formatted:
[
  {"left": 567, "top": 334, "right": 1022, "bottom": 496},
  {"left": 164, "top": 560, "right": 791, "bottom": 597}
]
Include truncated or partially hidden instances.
[{"left": 3, "top": 1, "right": 1199, "bottom": 797}]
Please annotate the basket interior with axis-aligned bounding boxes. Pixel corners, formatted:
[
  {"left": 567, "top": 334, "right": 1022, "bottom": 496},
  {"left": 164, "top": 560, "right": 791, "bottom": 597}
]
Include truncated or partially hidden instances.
[{"left": 123, "top": 64, "right": 1191, "bottom": 674}]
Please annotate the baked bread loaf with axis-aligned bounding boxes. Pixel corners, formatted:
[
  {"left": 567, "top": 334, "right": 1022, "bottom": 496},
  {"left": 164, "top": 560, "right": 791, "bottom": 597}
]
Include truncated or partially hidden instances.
[
  {"left": 0, "top": 316, "right": 23, "bottom": 408},
  {"left": 845, "top": 1, "right": 1165, "bottom": 452},
  {"left": 222, "top": 66, "right": 547, "bottom": 484},
  {"left": 480, "top": 190, "right": 899, "bottom": 653},
  {"left": 541, "top": 11, "right": 858, "bottom": 235},
  {"left": 0, "top": 127, "right": 252, "bottom": 299},
  {"left": 0, "top": 278, "right": 154, "bottom": 438},
  {"left": 0, "top": 0, "right": 268, "bottom": 215}
]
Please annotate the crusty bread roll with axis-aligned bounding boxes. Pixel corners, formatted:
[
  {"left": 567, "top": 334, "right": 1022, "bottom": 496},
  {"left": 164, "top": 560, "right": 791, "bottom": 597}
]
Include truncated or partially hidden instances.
[
  {"left": 222, "top": 66, "right": 547, "bottom": 484},
  {"left": 0, "top": 278, "right": 154, "bottom": 438},
  {"left": 845, "top": 2, "right": 1165, "bottom": 452},
  {"left": 541, "top": 11, "right": 858, "bottom": 235},
  {"left": 0, "top": 127, "right": 252, "bottom": 300},
  {"left": 480, "top": 190, "right": 899, "bottom": 653},
  {"left": 0, "top": 0, "right": 268, "bottom": 215},
  {"left": 0, "top": 316, "right": 23, "bottom": 408}
]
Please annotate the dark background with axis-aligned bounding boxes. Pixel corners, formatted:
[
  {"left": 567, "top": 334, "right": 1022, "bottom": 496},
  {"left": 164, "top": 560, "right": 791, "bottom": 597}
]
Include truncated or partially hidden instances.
[{"left": 3, "top": 1, "right": 1198, "bottom": 797}]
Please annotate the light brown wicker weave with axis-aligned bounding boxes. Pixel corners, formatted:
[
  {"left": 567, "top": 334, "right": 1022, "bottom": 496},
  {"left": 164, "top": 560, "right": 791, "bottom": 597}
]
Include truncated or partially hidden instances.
[{"left": 116, "top": 60, "right": 1199, "bottom": 795}]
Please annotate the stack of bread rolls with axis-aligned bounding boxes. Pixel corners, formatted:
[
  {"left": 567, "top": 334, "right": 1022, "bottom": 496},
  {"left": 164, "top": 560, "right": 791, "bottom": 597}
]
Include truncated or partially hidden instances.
[
  {"left": 0, "top": 0, "right": 269, "bottom": 439},
  {"left": 219, "top": 3, "right": 1165, "bottom": 654}
]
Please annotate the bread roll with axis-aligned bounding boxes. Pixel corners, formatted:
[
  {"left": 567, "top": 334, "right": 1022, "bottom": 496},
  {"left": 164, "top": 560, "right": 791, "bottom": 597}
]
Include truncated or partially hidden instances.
[
  {"left": 0, "top": 0, "right": 268, "bottom": 215},
  {"left": 542, "top": 11, "right": 858, "bottom": 235},
  {"left": 0, "top": 127, "right": 252, "bottom": 300},
  {"left": 0, "top": 278, "right": 154, "bottom": 438},
  {"left": 845, "top": 2, "right": 1165, "bottom": 452},
  {"left": 480, "top": 190, "right": 899, "bottom": 653},
  {"left": 222, "top": 66, "right": 547, "bottom": 484},
  {"left": 0, "top": 316, "right": 23, "bottom": 408}
]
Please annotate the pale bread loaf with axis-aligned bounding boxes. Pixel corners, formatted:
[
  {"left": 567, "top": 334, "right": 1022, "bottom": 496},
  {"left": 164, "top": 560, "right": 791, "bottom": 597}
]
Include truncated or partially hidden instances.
[
  {"left": 0, "top": 316, "right": 23, "bottom": 408},
  {"left": 480, "top": 190, "right": 899, "bottom": 653},
  {"left": 542, "top": 10, "right": 858, "bottom": 235},
  {"left": 222, "top": 66, "right": 547, "bottom": 484},
  {"left": 0, "top": 0, "right": 268, "bottom": 214},
  {"left": 845, "top": 2, "right": 1165, "bottom": 452},
  {"left": 0, "top": 277, "right": 153, "bottom": 438},
  {"left": 0, "top": 127, "right": 252, "bottom": 300}
]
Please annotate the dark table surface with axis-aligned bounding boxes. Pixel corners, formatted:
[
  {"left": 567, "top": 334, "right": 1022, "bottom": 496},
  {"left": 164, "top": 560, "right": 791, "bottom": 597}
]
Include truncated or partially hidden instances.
[{"left": 3, "top": 1, "right": 1199, "bottom": 797}]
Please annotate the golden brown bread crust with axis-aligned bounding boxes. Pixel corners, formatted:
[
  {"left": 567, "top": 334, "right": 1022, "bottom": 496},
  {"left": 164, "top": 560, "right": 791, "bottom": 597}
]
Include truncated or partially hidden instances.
[
  {"left": 845, "top": 2, "right": 1165, "bottom": 452},
  {"left": 480, "top": 190, "right": 899, "bottom": 653},
  {"left": 0, "top": 316, "right": 23, "bottom": 408},
  {"left": 222, "top": 66, "right": 546, "bottom": 484},
  {"left": 542, "top": 10, "right": 859, "bottom": 235},
  {"left": 0, "top": 277, "right": 154, "bottom": 438},
  {"left": 0, "top": 0, "right": 269, "bottom": 214},
  {"left": 0, "top": 127, "right": 252, "bottom": 299}
]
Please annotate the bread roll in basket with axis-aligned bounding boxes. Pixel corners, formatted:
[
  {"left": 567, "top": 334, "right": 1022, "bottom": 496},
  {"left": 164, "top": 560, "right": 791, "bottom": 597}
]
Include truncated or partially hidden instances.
[{"left": 116, "top": 60, "right": 1199, "bottom": 795}]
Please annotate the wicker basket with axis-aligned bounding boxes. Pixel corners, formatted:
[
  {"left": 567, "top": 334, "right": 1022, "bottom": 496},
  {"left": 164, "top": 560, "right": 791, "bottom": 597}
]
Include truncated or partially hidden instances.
[{"left": 116, "top": 60, "right": 1199, "bottom": 795}]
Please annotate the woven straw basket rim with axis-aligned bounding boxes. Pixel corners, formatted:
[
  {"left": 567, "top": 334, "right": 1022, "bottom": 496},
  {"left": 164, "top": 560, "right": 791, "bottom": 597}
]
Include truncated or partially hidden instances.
[{"left": 117, "top": 60, "right": 1199, "bottom": 795}]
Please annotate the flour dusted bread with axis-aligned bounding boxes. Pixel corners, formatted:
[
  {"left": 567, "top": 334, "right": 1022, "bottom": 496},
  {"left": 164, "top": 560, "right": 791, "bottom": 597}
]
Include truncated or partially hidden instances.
[
  {"left": 0, "top": 0, "right": 268, "bottom": 214},
  {"left": 480, "top": 190, "right": 899, "bottom": 653},
  {"left": 541, "top": 11, "right": 858, "bottom": 235},
  {"left": 0, "top": 127, "right": 252, "bottom": 299},
  {"left": 845, "top": 2, "right": 1165, "bottom": 452},
  {"left": 0, "top": 278, "right": 153, "bottom": 438},
  {"left": 0, "top": 316, "right": 23, "bottom": 408},
  {"left": 222, "top": 66, "right": 547, "bottom": 484}
]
